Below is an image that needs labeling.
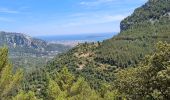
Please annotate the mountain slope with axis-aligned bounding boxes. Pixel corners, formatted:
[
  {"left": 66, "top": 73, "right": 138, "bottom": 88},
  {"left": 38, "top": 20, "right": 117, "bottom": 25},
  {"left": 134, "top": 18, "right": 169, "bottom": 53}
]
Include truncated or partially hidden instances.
[
  {"left": 120, "top": 0, "right": 170, "bottom": 31},
  {"left": 96, "top": 0, "right": 170, "bottom": 67},
  {"left": 0, "top": 31, "right": 71, "bottom": 57},
  {"left": 46, "top": 0, "right": 170, "bottom": 89}
]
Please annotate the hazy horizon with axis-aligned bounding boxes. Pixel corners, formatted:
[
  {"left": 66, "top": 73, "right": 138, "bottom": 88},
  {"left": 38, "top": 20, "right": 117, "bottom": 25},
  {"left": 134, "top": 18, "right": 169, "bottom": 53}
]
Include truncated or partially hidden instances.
[
  {"left": 35, "top": 32, "right": 115, "bottom": 42},
  {"left": 0, "top": 0, "right": 147, "bottom": 36}
]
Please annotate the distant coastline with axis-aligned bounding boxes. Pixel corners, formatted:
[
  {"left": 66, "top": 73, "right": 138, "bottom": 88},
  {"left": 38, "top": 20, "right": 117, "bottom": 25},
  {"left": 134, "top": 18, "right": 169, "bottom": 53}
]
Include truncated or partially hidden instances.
[{"left": 35, "top": 32, "right": 116, "bottom": 42}]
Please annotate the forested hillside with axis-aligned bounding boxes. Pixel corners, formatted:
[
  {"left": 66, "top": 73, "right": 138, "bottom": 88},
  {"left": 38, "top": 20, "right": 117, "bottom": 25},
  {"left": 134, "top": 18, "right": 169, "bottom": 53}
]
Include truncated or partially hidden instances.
[
  {"left": 1, "top": 41, "right": 169, "bottom": 100},
  {"left": 120, "top": 0, "right": 170, "bottom": 31},
  {"left": 45, "top": 0, "right": 170, "bottom": 89}
]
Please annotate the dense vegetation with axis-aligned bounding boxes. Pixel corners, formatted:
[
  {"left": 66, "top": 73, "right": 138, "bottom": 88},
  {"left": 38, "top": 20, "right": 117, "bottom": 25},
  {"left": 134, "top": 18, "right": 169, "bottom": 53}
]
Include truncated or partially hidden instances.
[
  {"left": 120, "top": 0, "right": 170, "bottom": 31},
  {"left": 0, "top": 47, "right": 37, "bottom": 100},
  {"left": 45, "top": 0, "right": 170, "bottom": 90},
  {"left": 114, "top": 42, "right": 170, "bottom": 99},
  {"left": 1, "top": 41, "right": 170, "bottom": 99},
  {"left": 0, "top": 0, "right": 170, "bottom": 99}
]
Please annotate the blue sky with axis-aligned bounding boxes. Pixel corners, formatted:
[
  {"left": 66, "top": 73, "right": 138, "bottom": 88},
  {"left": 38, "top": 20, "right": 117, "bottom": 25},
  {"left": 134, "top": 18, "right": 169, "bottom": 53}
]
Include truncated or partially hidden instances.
[{"left": 0, "top": 0, "right": 147, "bottom": 36}]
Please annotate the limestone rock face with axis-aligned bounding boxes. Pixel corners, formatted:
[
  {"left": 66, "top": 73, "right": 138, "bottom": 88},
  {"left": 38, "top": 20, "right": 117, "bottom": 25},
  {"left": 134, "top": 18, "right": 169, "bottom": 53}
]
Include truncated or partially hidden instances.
[{"left": 0, "top": 31, "right": 71, "bottom": 57}]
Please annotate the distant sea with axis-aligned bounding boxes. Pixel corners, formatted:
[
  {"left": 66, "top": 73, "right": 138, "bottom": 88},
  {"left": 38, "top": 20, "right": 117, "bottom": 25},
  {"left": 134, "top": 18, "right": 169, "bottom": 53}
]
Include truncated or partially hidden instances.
[{"left": 35, "top": 32, "right": 116, "bottom": 42}]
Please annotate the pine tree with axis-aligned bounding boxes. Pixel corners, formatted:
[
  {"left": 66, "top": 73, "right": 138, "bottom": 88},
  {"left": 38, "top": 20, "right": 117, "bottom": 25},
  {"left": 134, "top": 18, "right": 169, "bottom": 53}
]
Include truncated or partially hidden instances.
[
  {"left": 55, "top": 66, "right": 75, "bottom": 92},
  {"left": 0, "top": 47, "right": 38, "bottom": 100},
  {"left": 0, "top": 47, "right": 23, "bottom": 99},
  {"left": 70, "top": 77, "right": 99, "bottom": 100},
  {"left": 13, "top": 91, "right": 37, "bottom": 100},
  {"left": 47, "top": 78, "right": 67, "bottom": 100},
  {"left": 47, "top": 67, "right": 100, "bottom": 100}
]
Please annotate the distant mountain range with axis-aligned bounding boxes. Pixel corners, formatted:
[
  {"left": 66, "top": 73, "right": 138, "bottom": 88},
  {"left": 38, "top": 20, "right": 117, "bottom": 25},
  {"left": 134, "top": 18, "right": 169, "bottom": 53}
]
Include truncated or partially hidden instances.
[{"left": 0, "top": 31, "right": 71, "bottom": 57}]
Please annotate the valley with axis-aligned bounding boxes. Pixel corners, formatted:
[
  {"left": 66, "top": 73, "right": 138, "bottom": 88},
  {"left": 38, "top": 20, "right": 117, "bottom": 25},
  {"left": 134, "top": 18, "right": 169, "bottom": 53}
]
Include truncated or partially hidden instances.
[
  {"left": 0, "top": 0, "right": 170, "bottom": 99},
  {"left": 0, "top": 31, "right": 72, "bottom": 70}
]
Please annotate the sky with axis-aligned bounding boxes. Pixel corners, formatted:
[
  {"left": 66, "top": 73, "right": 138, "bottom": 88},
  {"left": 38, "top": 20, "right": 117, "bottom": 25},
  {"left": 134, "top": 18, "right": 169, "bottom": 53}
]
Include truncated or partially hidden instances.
[{"left": 0, "top": 0, "right": 147, "bottom": 36}]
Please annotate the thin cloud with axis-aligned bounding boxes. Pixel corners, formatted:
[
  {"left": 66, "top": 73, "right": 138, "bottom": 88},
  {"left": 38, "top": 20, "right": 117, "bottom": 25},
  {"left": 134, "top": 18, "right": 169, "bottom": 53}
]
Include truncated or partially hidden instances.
[
  {"left": 0, "top": 8, "right": 19, "bottom": 14},
  {"left": 62, "top": 14, "right": 128, "bottom": 27}
]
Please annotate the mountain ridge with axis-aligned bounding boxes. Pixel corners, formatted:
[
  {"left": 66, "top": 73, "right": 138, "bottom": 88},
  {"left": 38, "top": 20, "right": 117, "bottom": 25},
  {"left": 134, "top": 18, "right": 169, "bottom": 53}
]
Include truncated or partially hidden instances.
[
  {"left": 120, "top": 0, "right": 170, "bottom": 32},
  {"left": 0, "top": 31, "right": 72, "bottom": 70},
  {"left": 0, "top": 31, "right": 71, "bottom": 57}
]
